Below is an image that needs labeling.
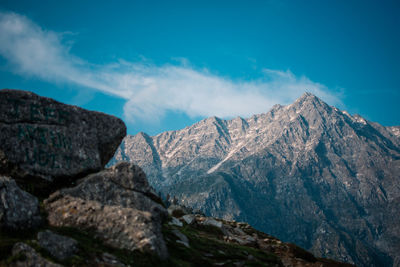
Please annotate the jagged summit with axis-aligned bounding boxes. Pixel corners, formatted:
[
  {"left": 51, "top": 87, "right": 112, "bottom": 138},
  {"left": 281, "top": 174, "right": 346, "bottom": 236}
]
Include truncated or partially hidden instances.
[
  {"left": 290, "top": 92, "right": 332, "bottom": 113},
  {"left": 136, "top": 131, "right": 151, "bottom": 139},
  {"left": 201, "top": 115, "right": 226, "bottom": 127},
  {"left": 298, "top": 91, "right": 319, "bottom": 99},
  {"left": 291, "top": 92, "right": 322, "bottom": 106},
  {"left": 111, "top": 94, "right": 400, "bottom": 267},
  {"left": 200, "top": 92, "right": 333, "bottom": 132}
]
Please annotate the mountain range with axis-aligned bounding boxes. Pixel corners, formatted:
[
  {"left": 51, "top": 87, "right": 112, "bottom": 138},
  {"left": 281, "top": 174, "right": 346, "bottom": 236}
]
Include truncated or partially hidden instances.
[
  {"left": 110, "top": 93, "right": 400, "bottom": 267},
  {"left": 2, "top": 89, "right": 353, "bottom": 266}
]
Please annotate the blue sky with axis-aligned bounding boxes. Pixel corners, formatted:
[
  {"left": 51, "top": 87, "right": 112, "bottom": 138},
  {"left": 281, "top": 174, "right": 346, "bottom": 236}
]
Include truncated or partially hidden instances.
[{"left": 0, "top": 0, "right": 399, "bottom": 135}]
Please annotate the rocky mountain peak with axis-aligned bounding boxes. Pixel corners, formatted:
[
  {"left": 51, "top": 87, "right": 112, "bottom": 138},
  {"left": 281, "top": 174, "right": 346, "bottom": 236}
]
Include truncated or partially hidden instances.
[
  {"left": 289, "top": 92, "right": 332, "bottom": 114},
  {"left": 137, "top": 131, "right": 150, "bottom": 138},
  {"left": 201, "top": 115, "right": 226, "bottom": 128},
  {"left": 111, "top": 93, "right": 400, "bottom": 267},
  {"left": 296, "top": 92, "right": 322, "bottom": 103}
]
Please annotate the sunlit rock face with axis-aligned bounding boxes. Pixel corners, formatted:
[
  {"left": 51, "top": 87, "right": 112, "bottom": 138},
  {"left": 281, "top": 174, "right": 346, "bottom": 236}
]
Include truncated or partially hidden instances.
[
  {"left": 44, "top": 162, "right": 169, "bottom": 259},
  {"left": 112, "top": 93, "right": 400, "bottom": 266}
]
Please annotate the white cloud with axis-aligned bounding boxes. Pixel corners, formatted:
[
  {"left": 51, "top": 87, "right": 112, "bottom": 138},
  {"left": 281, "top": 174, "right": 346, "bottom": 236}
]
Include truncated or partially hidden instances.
[{"left": 0, "top": 11, "right": 342, "bottom": 123}]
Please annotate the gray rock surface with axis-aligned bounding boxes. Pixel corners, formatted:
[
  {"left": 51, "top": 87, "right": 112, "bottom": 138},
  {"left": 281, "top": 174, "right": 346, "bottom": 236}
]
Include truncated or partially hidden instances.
[
  {"left": 171, "top": 229, "right": 189, "bottom": 248},
  {"left": 181, "top": 214, "right": 196, "bottom": 225},
  {"left": 12, "top": 242, "right": 62, "bottom": 267},
  {"left": 202, "top": 218, "right": 223, "bottom": 228},
  {"left": 111, "top": 93, "right": 400, "bottom": 267},
  {"left": 169, "top": 217, "right": 183, "bottom": 227},
  {"left": 37, "top": 230, "right": 78, "bottom": 261},
  {"left": 0, "top": 89, "right": 126, "bottom": 193},
  {"left": 44, "top": 162, "right": 168, "bottom": 259},
  {"left": 0, "top": 175, "right": 41, "bottom": 229}
]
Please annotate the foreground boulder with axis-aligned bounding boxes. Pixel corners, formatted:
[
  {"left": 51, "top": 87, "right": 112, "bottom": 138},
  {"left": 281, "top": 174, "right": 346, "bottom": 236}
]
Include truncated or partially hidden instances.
[
  {"left": 37, "top": 230, "right": 78, "bottom": 261},
  {"left": 0, "top": 176, "right": 41, "bottom": 230},
  {"left": 0, "top": 89, "right": 126, "bottom": 193},
  {"left": 44, "top": 162, "right": 168, "bottom": 259}
]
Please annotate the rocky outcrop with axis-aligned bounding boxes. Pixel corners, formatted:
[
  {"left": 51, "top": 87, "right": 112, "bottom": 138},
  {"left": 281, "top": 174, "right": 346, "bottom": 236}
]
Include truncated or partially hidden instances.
[
  {"left": 0, "top": 175, "right": 41, "bottom": 230},
  {"left": 0, "top": 89, "right": 126, "bottom": 194},
  {"left": 37, "top": 230, "right": 78, "bottom": 261},
  {"left": 0, "top": 90, "right": 169, "bottom": 261},
  {"left": 111, "top": 93, "right": 400, "bottom": 267},
  {"left": 44, "top": 162, "right": 168, "bottom": 259}
]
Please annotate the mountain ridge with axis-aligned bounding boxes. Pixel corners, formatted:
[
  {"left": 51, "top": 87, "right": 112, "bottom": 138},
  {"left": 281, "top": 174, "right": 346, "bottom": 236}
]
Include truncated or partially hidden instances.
[
  {"left": 2, "top": 88, "right": 356, "bottom": 266},
  {"left": 110, "top": 93, "right": 400, "bottom": 266}
]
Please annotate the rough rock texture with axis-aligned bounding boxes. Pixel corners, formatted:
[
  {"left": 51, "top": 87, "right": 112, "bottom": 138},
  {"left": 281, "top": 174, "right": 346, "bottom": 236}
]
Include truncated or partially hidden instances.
[
  {"left": 44, "top": 162, "right": 168, "bottom": 259},
  {"left": 11, "top": 242, "right": 62, "bottom": 267},
  {"left": 202, "top": 217, "right": 223, "bottom": 229},
  {"left": 0, "top": 175, "right": 41, "bottom": 229},
  {"left": 111, "top": 93, "right": 400, "bottom": 267},
  {"left": 182, "top": 214, "right": 196, "bottom": 225},
  {"left": 169, "top": 217, "right": 183, "bottom": 227},
  {"left": 0, "top": 89, "right": 126, "bottom": 193},
  {"left": 171, "top": 229, "right": 190, "bottom": 248},
  {"left": 37, "top": 230, "right": 78, "bottom": 261}
]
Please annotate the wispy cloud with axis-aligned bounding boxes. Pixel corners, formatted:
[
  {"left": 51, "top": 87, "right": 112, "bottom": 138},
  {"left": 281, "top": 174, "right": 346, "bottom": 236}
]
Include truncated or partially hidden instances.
[{"left": 0, "top": 11, "right": 342, "bottom": 123}]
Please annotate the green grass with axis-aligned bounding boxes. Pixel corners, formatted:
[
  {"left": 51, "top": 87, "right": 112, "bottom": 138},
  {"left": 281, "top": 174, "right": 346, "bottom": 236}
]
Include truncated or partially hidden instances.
[{"left": 164, "top": 223, "right": 283, "bottom": 267}]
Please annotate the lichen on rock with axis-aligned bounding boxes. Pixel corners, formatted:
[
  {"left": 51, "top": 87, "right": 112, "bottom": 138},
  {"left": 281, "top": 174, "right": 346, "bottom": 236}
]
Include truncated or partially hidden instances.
[
  {"left": 0, "top": 89, "right": 126, "bottom": 194},
  {"left": 44, "top": 162, "right": 168, "bottom": 259}
]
